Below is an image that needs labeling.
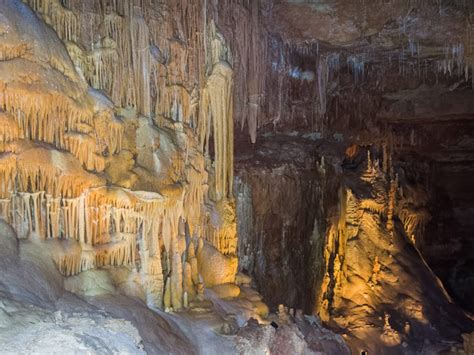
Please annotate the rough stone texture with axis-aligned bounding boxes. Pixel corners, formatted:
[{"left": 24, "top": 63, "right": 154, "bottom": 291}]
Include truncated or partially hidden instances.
[
  {"left": 235, "top": 135, "right": 339, "bottom": 312},
  {"left": 235, "top": 135, "right": 474, "bottom": 352},
  {"left": 197, "top": 243, "right": 238, "bottom": 287},
  {"left": 1, "top": 0, "right": 474, "bottom": 352}
]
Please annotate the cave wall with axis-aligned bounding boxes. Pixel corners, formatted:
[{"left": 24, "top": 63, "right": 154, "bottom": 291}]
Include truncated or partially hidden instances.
[
  {"left": 236, "top": 164, "right": 324, "bottom": 312},
  {"left": 234, "top": 136, "right": 343, "bottom": 313},
  {"left": 425, "top": 162, "right": 474, "bottom": 313}
]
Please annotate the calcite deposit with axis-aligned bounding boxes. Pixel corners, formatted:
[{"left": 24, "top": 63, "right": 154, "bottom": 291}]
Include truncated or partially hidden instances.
[{"left": 1, "top": 0, "right": 474, "bottom": 353}]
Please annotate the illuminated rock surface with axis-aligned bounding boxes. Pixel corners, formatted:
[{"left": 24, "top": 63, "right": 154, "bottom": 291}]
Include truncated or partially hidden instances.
[{"left": 1, "top": 0, "right": 474, "bottom": 353}]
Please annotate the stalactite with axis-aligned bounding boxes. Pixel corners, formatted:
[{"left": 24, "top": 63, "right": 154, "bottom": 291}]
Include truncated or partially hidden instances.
[
  {"left": 89, "top": 41, "right": 119, "bottom": 93},
  {"left": 94, "top": 112, "right": 124, "bottom": 155},
  {"left": 64, "top": 132, "right": 105, "bottom": 172},
  {"left": 398, "top": 207, "right": 431, "bottom": 244},
  {"left": 199, "top": 62, "right": 234, "bottom": 201},
  {"left": 95, "top": 233, "right": 135, "bottom": 267},
  {"left": 315, "top": 57, "right": 329, "bottom": 125},
  {"left": 130, "top": 12, "right": 151, "bottom": 117},
  {"left": 46, "top": 194, "right": 61, "bottom": 239},
  {"left": 0, "top": 154, "right": 17, "bottom": 199},
  {"left": 183, "top": 150, "right": 208, "bottom": 237},
  {"left": 0, "top": 111, "right": 21, "bottom": 152}
]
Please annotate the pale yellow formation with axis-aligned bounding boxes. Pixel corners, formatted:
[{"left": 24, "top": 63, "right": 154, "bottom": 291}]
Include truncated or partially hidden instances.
[
  {"left": 199, "top": 62, "right": 234, "bottom": 201},
  {"left": 24, "top": 0, "right": 78, "bottom": 41},
  {"left": 0, "top": 111, "right": 20, "bottom": 151},
  {"left": 313, "top": 148, "right": 463, "bottom": 351},
  {"left": 204, "top": 200, "right": 238, "bottom": 255},
  {"left": 0, "top": 0, "right": 245, "bottom": 312},
  {"left": 197, "top": 242, "right": 238, "bottom": 287}
]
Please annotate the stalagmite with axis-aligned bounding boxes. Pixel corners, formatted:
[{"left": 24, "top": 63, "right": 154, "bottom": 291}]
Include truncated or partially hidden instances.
[
  {"left": 164, "top": 278, "right": 172, "bottom": 310},
  {"left": 183, "top": 261, "right": 195, "bottom": 300},
  {"left": 170, "top": 233, "right": 183, "bottom": 310},
  {"left": 387, "top": 176, "right": 398, "bottom": 232}
]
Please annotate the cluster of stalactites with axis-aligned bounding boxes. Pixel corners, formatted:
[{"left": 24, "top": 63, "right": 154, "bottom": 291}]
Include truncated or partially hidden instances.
[
  {"left": 0, "top": 148, "right": 105, "bottom": 201},
  {"left": 264, "top": 39, "right": 344, "bottom": 135},
  {"left": 204, "top": 214, "right": 237, "bottom": 256},
  {"left": 1, "top": 186, "right": 169, "bottom": 264},
  {"left": 0, "top": 89, "right": 93, "bottom": 149},
  {"left": 67, "top": 39, "right": 119, "bottom": 95},
  {"left": 434, "top": 43, "right": 472, "bottom": 83},
  {"left": 223, "top": 2, "right": 267, "bottom": 144},
  {"left": 2, "top": 0, "right": 236, "bottom": 312},
  {"left": 25, "top": 0, "right": 262, "bottom": 181},
  {"left": 0, "top": 84, "right": 124, "bottom": 173},
  {"left": 23, "top": 0, "right": 247, "bottom": 205},
  {"left": 0, "top": 183, "right": 208, "bottom": 310},
  {"left": 26, "top": 0, "right": 150, "bottom": 116},
  {"left": 23, "top": 0, "right": 78, "bottom": 41},
  {"left": 26, "top": 0, "right": 206, "bottom": 123}
]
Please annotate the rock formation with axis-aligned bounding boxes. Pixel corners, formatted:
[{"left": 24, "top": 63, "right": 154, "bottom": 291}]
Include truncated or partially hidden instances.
[{"left": 0, "top": 0, "right": 474, "bottom": 353}]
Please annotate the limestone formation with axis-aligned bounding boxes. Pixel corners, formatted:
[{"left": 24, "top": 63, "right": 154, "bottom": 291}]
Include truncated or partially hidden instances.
[{"left": 1, "top": 0, "right": 474, "bottom": 353}]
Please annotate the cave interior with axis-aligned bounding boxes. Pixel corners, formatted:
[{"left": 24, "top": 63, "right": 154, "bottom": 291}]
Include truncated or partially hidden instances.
[{"left": 0, "top": 0, "right": 473, "bottom": 353}]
